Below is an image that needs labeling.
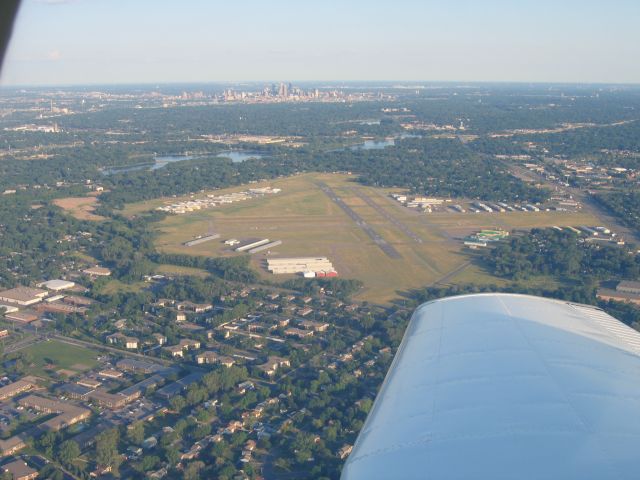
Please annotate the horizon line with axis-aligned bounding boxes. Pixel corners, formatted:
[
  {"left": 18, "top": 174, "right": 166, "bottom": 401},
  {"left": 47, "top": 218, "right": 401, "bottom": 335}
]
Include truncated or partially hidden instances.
[{"left": 2, "top": 79, "right": 640, "bottom": 89}]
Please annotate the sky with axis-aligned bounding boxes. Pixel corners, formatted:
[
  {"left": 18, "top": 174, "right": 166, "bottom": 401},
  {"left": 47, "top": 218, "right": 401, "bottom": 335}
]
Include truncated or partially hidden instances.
[{"left": 2, "top": 0, "right": 640, "bottom": 86}]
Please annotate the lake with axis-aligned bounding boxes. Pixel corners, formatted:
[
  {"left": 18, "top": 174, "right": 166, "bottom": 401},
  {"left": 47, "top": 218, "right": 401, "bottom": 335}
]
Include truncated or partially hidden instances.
[
  {"left": 348, "top": 134, "right": 421, "bottom": 151},
  {"left": 101, "top": 151, "right": 264, "bottom": 175},
  {"left": 215, "top": 151, "right": 264, "bottom": 163}
]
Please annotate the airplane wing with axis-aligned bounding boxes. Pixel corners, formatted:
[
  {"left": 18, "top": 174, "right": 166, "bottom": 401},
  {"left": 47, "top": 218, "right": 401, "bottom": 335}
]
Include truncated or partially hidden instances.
[{"left": 342, "top": 293, "right": 640, "bottom": 480}]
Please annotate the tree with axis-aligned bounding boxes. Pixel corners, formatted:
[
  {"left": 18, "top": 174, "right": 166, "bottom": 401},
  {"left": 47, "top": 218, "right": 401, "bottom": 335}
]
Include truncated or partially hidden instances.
[
  {"left": 169, "top": 394, "right": 186, "bottom": 412},
  {"left": 182, "top": 460, "right": 205, "bottom": 480},
  {"left": 95, "top": 428, "right": 121, "bottom": 473},
  {"left": 58, "top": 440, "right": 80, "bottom": 465},
  {"left": 163, "top": 445, "right": 180, "bottom": 466},
  {"left": 127, "top": 422, "right": 145, "bottom": 445}
]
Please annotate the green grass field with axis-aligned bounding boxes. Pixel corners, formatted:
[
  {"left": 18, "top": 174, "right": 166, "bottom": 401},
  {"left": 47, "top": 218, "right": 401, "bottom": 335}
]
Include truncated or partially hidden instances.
[
  {"left": 126, "top": 172, "right": 602, "bottom": 303},
  {"left": 20, "top": 340, "right": 99, "bottom": 377}
]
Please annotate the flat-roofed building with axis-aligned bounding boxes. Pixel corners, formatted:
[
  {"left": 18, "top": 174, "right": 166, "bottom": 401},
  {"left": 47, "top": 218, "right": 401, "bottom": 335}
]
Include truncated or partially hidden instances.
[
  {"left": 0, "top": 304, "right": 19, "bottom": 314},
  {"left": 4, "top": 311, "right": 39, "bottom": 323},
  {"left": 62, "top": 295, "right": 94, "bottom": 307},
  {"left": 82, "top": 266, "right": 111, "bottom": 277},
  {"left": 266, "top": 257, "right": 335, "bottom": 274},
  {"left": 36, "top": 302, "right": 87, "bottom": 315},
  {"left": 37, "top": 279, "right": 76, "bottom": 291},
  {"left": 77, "top": 378, "right": 101, "bottom": 389},
  {"left": 98, "top": 369, "right": 123, "bottom": 379},
  {"left": 617, "top": 280, "right": 640, "bottom": 296},
  {"left": 597, "top": 288, "right": 640, "bottom": 306},
  {"left": 0, "top": 287, "right": 48, "bottom": 306}
]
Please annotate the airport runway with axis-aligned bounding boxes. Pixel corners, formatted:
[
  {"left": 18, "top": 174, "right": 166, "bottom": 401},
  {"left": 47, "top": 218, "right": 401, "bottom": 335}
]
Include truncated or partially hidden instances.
[
  {"left": 349, "top": 187, "right": 423, "bottom": 244},
  {"left": 316, "top": 181, "right": 402, "bottom": 259}
]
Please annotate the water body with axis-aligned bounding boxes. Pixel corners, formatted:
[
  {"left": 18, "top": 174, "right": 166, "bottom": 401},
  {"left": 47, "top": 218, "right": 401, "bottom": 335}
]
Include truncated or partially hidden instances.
[
  {"left": 151, "top": 154, "right": 196, "bottom": 170},
  {"left": 102, "top": 151, "right": 266, "bottom": 174},
  {"left": 101, "top": 154, "right": 197, "bottom": 175},
  {"left": 347, "top": 133, "right": 421, "bottom": 151},
  {"left": 215, "top": 151, "right": 264, "bottom": 163}
]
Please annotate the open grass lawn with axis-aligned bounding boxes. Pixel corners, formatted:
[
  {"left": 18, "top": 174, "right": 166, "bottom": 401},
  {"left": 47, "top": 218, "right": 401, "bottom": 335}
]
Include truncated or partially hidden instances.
[
  {"left": 155, "top": 264, "right": 210, "bottom": 278},
  {"left": 128, "top": 173, "right": 606, "bottom": 303},
  {"left": 21, "top": 340, "right": 99, "bottom": 377},
  {"left": 53, "top": 195, "right": 105, "bottom": 221}
]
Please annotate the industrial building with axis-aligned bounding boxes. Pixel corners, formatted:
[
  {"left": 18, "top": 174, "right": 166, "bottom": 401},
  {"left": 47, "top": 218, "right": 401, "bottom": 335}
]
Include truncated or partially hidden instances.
[
  {"left": 247, "top": 240, "right": 282, "bottom": 254},
  {"left": 82, "top": 266, "right": 111, "bottom": 277},
  {"left": 597, "top": 280, "right": 640, "bottom": 306},
  {"left": 266, "top": 257, "right": 336, "bottom": 275},
  {"left": 4, "top": 311, "right": 38, "bottom": 323},
  {"left": 0, "top": 304, "right": 19, "bottom": 314},
  {"left": 183, "top": 234, "right": 220, "bottom": 247},
  {"left": 36, "top": 279, "right": 76, "bottom": 291},
  {"left": 0, "top": 287, "right": 48, "bottom": 306},
  {"left": 617, "top": 280, "right": 640, "bottom": 296},
  {"left": 236, "top": 238, "right": 271, "bottom": 252}
]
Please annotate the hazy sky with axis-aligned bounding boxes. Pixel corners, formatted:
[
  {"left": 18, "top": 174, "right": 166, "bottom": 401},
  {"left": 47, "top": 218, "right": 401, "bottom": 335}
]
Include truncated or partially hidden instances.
[{"left": 2, "top": 0, "right": 640, "bottom": 85}]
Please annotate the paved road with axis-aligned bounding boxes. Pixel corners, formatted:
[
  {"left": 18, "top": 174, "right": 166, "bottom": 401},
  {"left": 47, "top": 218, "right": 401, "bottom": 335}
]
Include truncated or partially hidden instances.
[
  {"left": 316, "top": 181, "right": 402, "bottom": 259},
  {"left": 431, "top": 260, "right": 472, "bottom": 286},
  {"left": 349, "top": 187, "right": 423, "bottom": 244}
]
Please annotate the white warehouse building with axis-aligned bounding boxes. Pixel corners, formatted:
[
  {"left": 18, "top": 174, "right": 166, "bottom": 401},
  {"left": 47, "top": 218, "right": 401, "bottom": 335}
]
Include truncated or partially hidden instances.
[{"left": 267, "top": 257, "right": 335, "bottom": 274}]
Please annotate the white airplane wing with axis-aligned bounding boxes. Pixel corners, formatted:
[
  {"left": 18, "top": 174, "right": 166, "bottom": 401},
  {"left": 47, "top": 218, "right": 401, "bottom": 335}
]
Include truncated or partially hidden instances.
[{"left": 342, "top": 293, "right": 640, "bottom": 480}]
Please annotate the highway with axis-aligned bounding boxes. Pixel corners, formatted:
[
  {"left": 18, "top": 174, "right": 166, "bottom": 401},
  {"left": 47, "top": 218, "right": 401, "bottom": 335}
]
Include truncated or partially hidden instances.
[{"left": 316, "top": 181, "right": 402, "bottom": 259}]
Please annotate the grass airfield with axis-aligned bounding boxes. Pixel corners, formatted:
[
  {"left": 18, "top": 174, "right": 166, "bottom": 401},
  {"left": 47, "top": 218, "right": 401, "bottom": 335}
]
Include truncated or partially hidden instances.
[{"left": 126, "top": 173, "right": 600, "bottom": 303}]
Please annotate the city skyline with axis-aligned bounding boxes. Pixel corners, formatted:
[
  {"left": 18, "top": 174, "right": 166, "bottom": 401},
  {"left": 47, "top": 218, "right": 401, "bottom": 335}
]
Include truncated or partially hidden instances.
[{"left": 2, "top": 0, "right": 640, "bottom": 86}]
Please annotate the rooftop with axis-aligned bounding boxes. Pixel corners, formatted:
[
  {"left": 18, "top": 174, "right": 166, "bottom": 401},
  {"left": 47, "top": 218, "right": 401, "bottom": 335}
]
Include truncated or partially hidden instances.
[
  {"left": 37, "top": 279, "right": 76, "bottom": 291},
  {"left": 0, "top": 286, "right": 48, "bottom": 302}
]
